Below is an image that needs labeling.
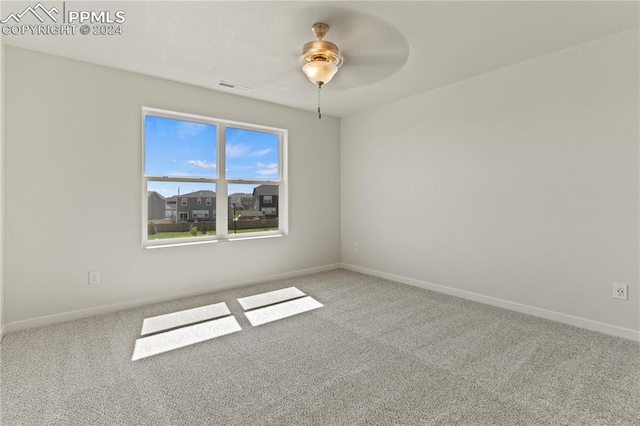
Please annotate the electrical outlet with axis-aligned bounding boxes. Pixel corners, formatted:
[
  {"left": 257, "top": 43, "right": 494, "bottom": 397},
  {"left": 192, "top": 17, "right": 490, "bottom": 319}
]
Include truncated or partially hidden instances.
[
  {"left": 89, "top": 271, "right": 100, "bottom": 285},
  {"left": 353, "top": 242, "right": 359, "bottom": 252},
  {"left": 613, "top": 283, "right": 627, "bottom": 300}
]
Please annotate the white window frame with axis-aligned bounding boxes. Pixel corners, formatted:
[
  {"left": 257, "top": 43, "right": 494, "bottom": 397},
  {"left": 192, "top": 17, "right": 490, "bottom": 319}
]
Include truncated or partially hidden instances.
[
  {"left": 142, "top": 107, "right": 288, "bottom": 248},
  {"left": 263, "top": 195, "right": 273, "bottom": 204},
  {"left": 181, "top": 198, "right": 187, "bottom": 206},
  {"left": 197, "top": 198, "right": 202, "bottom": 205},
  {"left": 206, "top": 197, "right": 212, "bottom": 206}
]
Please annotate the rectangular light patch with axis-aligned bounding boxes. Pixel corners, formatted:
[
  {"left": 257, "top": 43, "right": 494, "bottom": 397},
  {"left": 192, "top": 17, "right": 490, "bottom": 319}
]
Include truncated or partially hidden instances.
[
  {"left": 132, "top": 316, "right": 241, "bottom": 361},
  {"left": 243, "top": 296, "right": 323, "bottom": 327},
  {"left": 141, "top": 302, "right": 231, "bottom": 336},
  {"left": 237, "top": 287, "right": 306, "bottom": 311}
]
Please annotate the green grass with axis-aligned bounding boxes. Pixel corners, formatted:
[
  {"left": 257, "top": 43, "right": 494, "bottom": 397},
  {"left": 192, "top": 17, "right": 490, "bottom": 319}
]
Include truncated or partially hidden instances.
[
  {"left": 148, "top": 228, "right": 277, "bottom": 240},
  {"left": 148, "top": 231, "right": 214, "bottom": 240}
]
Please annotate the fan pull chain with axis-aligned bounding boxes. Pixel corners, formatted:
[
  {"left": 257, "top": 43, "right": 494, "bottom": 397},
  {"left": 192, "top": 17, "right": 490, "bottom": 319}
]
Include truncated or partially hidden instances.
[{"left": 317, "top": 82, "right": 323, "bottom": 119}]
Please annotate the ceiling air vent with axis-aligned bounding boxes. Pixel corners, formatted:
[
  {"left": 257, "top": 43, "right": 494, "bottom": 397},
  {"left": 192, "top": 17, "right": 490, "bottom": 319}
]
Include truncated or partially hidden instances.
[{"left": 218, "top": 81, "right": 253, "bottom": 92}]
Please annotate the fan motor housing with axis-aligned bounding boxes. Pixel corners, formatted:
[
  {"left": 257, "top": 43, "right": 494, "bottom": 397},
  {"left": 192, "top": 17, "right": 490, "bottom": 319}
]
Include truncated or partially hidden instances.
[{"left": 301, "top": 40, "right": 343, "bottom": 66}]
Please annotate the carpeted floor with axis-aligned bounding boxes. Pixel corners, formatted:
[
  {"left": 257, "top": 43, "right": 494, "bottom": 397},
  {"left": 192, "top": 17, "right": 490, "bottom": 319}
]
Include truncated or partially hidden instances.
[{"left": 1, "top": 269, "right": 639, "bottom": 425}]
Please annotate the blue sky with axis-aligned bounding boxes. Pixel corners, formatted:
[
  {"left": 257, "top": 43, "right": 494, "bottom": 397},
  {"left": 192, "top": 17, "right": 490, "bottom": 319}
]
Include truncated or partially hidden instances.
[{"left": 145, "top": 115, "right": 278, "bottom": 197}]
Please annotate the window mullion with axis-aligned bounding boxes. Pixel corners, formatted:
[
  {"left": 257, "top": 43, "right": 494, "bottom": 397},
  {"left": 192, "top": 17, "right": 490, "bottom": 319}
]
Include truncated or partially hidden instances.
[{"left": 216, "top": 125, "right": 228, "bottom": 238}]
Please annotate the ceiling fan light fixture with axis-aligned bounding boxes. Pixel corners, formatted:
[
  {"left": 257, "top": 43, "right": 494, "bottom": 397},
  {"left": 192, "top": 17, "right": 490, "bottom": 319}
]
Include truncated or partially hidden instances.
[
  {"left": 300, "top": 23, "right": 343, "bottom": 84},
  {"left": 299, "top": 23, "right": 343, "bottom": 119},
  {"left": 302, "top": 60, "right": 338, "bottom": 85}
]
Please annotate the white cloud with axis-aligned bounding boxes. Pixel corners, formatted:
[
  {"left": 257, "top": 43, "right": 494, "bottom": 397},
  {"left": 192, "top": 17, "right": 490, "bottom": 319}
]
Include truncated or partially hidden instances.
[
  {"left": 256, "top": 169, "right": 279, "bottom": 176},
  {"left": 179, "top": 121, "right": 209, "bottom": 138},
  {"left": 228, "top": 165, "right": 256, "bottom": 170},
  {"left": 256, "top": 162, "right": 278, "bottom": 176},
  {"left": 226, "top": 144, "right": 249, "bottom": 158},
  {"left": 257, "top": 162, "right": 277, "bottom": 169},
  {"left": 188, "top": 160, "right": 216, "bottom": 169},
  {"left": 249, "top": 148, "right": 271, "bottom": 157}
]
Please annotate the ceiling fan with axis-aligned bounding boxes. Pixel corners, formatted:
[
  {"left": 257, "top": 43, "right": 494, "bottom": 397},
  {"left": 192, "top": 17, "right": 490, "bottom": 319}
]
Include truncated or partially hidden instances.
[
  {"left": 299, "top": 22, "right": 343, "bottom": 119},
  {"left": 276, "top": 13, "right": 408, "bottom": 118}
]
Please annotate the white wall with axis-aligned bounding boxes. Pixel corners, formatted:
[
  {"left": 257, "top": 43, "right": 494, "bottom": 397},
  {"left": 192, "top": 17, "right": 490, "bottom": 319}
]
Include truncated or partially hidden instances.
[
  {"left": 341, "top": 29, "right": 639, "bottom": 334},
  {"left": 4, "top": 47, "right": 340, "bottom": 329}
]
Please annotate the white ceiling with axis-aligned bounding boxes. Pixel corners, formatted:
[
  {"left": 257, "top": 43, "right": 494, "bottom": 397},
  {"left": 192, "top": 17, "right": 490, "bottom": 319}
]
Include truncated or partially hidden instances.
[{"left": 3, "top": 1, "right": 638, "bottom": 117}]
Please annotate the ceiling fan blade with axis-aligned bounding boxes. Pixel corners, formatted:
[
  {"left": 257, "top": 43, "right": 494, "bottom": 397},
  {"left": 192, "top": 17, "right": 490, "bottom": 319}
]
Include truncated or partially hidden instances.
[
  {"left": 330, "top": 50, "right": 408, "bottom": 89},
  {"left": 257, "top": 6, "right": 410, "bottom": 93},
  {"left": 344, "top": 43, "right": 409, "bottom": 65},
  {"left": 260, "top": 66, "right": 309, "bottom": 90}
]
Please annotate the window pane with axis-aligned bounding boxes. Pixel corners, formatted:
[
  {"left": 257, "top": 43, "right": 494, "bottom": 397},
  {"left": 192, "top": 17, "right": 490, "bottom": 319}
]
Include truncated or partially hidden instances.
[
  {"left": 228, "top": 183, "right": 278, "bottom": 234},
  {"left": 147, "top": 182, "right": 216, "bottom": 240},
  {"left": 226, "top": 127, "right": 279, "bottom": 180},
  {"left": 145, "top": 115, "right": 217, "bottom": 178}
]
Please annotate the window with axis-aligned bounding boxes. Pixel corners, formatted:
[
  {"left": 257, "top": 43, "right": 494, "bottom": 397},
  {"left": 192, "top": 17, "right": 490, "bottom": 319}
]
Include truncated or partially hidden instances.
[
  {"left": 143, "top": 108, "right": 287, "bottom": 246},
  {"left": 193, "top": 210, "right": 209, "bottom": 219}
]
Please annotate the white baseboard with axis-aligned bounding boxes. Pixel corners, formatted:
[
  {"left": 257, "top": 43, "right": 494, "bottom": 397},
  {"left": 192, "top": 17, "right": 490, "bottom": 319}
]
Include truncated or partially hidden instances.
[
  {"left": 340, "top": 263, "right": 640, "bottom": 342},
  {"left": 2, "top": 263, "right": 341, "bottom": 335}
]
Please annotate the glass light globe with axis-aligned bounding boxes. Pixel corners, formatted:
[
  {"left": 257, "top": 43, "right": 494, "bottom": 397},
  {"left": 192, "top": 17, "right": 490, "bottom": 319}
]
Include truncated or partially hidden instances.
[{"left": 302, "top": 60, "right": 338, "bottom": 85}]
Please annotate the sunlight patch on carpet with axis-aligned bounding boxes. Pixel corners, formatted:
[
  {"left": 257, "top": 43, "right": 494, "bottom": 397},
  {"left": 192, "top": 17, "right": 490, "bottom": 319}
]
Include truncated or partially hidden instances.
[
  {"left": 243, "top": 296, "right": 323, "bottom": 327},
  {"left": 132, "top": 316, "right": 242, "bottom": 361},
  {"left": 140, "top": 302, "right": 231, "bottom": 336},
  {"left": 237, "top": 287, "right": 306, "bottom": 311}
]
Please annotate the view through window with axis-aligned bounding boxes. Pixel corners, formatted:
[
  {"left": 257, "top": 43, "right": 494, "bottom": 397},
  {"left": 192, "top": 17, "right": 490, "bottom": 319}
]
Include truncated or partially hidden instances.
[{"left": 144, "top": 109, "right": 286, "bottom": 246}]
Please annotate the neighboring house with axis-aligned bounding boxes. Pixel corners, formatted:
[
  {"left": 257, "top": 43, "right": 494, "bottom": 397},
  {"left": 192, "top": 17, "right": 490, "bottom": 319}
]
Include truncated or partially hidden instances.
[
  {"left": 165, "top": 195, "right": 177, "bottom": 207},
  {"left": 241, "top": 195, "right": 253, "bottom": 208},
  {"left": 147, "top": 191, "right": 166, "bottom": 221},
  {"left": 253, "top": 185, "right": 278, "bottom": 218},
  {"left": 228, "top": 193, "right": 256, "bottom": 219},
  {"left": 229, "top": 193, "right": 254, "bottom": 210},
  {"left": 237, "top": 210, "right": 264, "bottom": 221},
  {"left": 165, "top": 196, "right": 178, "bottom": 219},
  {"left": 177, "top": 190, "right": 216, "bottom": 222},
  {"left": 165, "top": 203, "right": 176, "bottom": 219}
]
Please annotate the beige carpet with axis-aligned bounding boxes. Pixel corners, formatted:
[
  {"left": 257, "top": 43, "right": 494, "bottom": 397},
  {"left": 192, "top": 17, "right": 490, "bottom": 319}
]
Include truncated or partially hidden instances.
[{"left": 1, "top": 269, "right": 639, "bottom": 425}]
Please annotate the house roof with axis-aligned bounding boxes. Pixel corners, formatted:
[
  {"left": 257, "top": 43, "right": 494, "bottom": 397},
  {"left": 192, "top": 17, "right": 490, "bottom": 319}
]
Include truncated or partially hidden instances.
[
  {"left": 148, "top": 191, "right": 165, "bottom": 200},
  {"left": 180, "top": 190, "right": 216, "bottom": 198},
  {"left": 253, "top": 185, "right": 278, "bottom": 196}
]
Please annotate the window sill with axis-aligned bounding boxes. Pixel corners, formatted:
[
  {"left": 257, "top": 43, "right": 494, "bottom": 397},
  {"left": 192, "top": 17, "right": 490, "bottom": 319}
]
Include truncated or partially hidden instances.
[
  {"left": 224, "top": 233, "right": 283, "bottom": 242},
  {"left": 143, "top": 233, "right": 284, "bottom": 249}
]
